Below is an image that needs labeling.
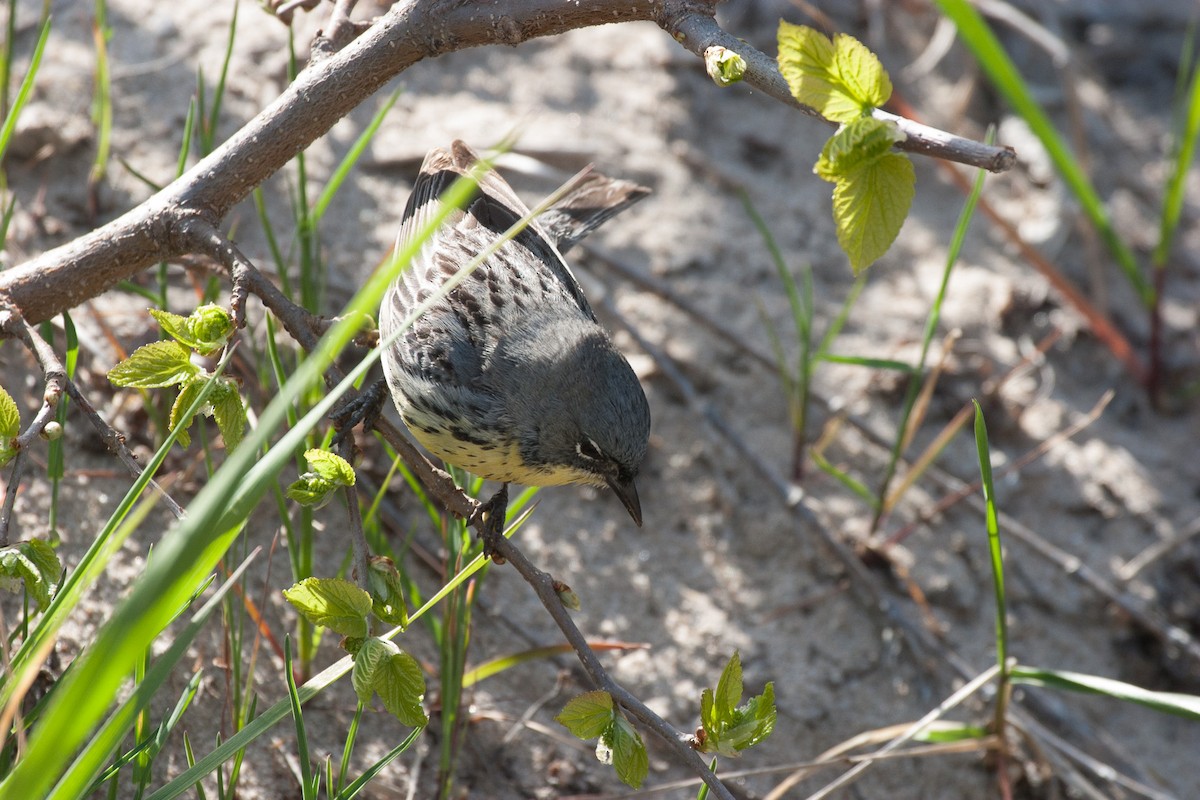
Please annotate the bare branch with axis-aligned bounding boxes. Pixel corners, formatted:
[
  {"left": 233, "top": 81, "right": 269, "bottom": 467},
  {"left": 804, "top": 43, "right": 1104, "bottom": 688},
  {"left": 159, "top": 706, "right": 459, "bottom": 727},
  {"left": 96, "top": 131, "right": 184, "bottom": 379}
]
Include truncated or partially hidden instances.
[
  {"left": 488, "top": 531, "right": 736, "bottom": 800},
  {"left": 0, "top": 0, "right": 1006, "bottom": 329}
]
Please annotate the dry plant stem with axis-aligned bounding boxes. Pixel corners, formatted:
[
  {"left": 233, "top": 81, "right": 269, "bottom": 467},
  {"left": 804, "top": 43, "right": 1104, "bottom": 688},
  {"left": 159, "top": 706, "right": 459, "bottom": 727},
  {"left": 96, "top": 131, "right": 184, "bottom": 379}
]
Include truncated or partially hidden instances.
[
  {"left": 1, "top": 305, "right": 65, "bottom": 449},
  {"left": 0, "top": 305, "right": 65, "bottom": 545},
  {"left": 486, "top": 532, "right": 735, "bottom": 800},
  {"left": 0, "top": 0, "right": 1009, "bottom": 328},
  {"left": 0, "top": 452, "right": 26, "bottom": 546},
  {"left": 666, "top": 10, "right": 1016, "bottom": 172}
]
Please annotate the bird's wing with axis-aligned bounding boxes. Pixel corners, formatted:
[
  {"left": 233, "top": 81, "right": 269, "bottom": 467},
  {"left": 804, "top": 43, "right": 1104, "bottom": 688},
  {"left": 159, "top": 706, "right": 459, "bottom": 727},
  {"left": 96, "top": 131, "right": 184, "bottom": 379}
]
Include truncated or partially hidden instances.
[{"left": 392, "top": 141, "right": 599, "bottom": 322}]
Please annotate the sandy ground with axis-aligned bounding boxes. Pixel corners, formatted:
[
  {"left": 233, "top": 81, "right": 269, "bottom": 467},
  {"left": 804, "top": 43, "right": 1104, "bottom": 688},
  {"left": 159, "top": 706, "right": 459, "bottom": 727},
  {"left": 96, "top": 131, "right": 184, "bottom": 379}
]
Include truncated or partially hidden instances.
[{"left": 3, "top": 0, "right": 1200, "bottom": 797}]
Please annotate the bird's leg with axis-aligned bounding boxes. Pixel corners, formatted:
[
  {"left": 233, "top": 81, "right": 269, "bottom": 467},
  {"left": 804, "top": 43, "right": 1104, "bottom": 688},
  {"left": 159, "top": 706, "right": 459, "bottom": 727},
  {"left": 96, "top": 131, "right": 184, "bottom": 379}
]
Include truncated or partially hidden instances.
[
  {"left": 477, "top": 483, "right": 509, "bottom": 562},
  {"left": 330, "top": 379, "right": 388, "bottom": 446}
]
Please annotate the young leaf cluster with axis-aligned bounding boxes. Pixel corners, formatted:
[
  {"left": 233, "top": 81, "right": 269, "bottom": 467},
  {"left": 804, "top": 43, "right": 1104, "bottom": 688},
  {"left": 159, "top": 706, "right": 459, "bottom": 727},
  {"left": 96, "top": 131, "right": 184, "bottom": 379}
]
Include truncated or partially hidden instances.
[
  {"left": 0, "top": 539, "right": 62, "bottom": 610},
  {"left": 283, "top": 576, "right": 423, "bottom": 726},
  {"left": 777, "top": 21, "right": 915, "bottom": 272},
  {"left": 286, "top": 448, "right": 356, "bottom": 509},
  {"left": 696, "top": 651, "right": 776, "bottom": 757},
  {"left": 106, "top": 303, "right": 245, "bottom": 449},
  {"left": 556, "top": 690, "right": 649, "bottom": 788}
]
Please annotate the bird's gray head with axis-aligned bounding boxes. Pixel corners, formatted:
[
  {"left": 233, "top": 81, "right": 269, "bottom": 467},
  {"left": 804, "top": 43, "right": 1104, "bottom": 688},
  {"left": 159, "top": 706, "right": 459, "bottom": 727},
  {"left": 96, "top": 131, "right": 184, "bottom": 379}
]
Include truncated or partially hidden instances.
[{"left": 508, "top": 321, "right": 650, "bottom": 525}]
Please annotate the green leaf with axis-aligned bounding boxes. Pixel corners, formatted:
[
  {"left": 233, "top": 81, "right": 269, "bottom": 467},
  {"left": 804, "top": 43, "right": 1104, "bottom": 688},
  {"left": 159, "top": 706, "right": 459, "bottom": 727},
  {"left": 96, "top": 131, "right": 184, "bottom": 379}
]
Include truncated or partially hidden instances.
[
  {"left": 0, "top": 539, "right": 62, "bottom": 610},
  {"left": 352, "top": 637, "right": 427, "bottom": 727},
  {"left": 373, "top": 649, "right": 427, "bottom": 726},
  {"left": 0, "top": 385, "right": 19, "bottom": 466},
  {"left": 606, "top": 716, "right": 648, "bottom": 789},
  {"left": 304, "top": 448, "right": 355, "bottom": 486},
  {"left": 210, "top": 380, "right": 246, "bottom": 452},
  {"left": 282, "top": 577, "right": 370, "bottom": 638},
  {"left": 149, "top": 304, "right": 233, "bottom": 356},
  {"left": 815, "top": 116, "right": 905, "bottom": 181},
  {"left": 168, "top": 378, "right": 205, "bottom": 449},
  {"left": 830, "top": 149, "right": 914, "bottom": 273},
  {"left": 366, "top": 556, "right": 409, "bottom": 627},
  {"left": 714, "top": 650, "right": 744, "bottom": 721},
  {"left": 108, "top": 340, "right": 197, "bottom": 388},
  {"left": 148, "top": 309, "right": 194, "bottom": 348},
  {"left": 777, "top": 21, "right": 891, "bottom": 123},
  {"left": 285, "top": 473, "right": 335, "bottom": 509},
  {"left": 556, "top": 691, "right": 615, "bottom": 740}
]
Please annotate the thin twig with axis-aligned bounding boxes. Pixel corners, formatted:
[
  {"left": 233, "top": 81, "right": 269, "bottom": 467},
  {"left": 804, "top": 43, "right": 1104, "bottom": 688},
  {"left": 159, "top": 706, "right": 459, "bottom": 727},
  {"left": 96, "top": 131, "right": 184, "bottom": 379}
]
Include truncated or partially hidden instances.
[{"left": 486, "top": 532, "right": 735, "bottom": 800}]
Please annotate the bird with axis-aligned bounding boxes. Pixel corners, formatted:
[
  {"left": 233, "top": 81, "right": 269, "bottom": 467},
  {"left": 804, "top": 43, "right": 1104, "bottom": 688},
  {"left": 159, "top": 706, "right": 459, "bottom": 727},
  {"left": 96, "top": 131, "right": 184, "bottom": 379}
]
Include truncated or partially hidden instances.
[{"left": 379, "top": 141, "right": 651, "bottom": 530}]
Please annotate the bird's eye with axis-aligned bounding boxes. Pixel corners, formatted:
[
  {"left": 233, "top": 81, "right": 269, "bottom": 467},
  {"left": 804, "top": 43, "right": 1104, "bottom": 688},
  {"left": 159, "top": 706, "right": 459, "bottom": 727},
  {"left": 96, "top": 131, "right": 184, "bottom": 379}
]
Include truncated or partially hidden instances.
[{"left": 576, "top": 438, "right": 602, "bottom": 461}]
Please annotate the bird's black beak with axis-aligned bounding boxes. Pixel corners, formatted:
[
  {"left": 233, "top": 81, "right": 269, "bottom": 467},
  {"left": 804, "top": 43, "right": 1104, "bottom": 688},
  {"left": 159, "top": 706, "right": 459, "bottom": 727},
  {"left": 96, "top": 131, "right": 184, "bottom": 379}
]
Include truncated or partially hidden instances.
[{"left": 606, "top": 475, "right": 642, "bottom": 527}]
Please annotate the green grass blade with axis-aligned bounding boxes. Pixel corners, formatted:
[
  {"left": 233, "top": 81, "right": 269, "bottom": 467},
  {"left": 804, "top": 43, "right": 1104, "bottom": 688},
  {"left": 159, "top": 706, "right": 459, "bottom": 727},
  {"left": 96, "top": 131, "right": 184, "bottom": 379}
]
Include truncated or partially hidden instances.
[
  {"left": 334, "top": 725, "right": 424, "bottom": 800},
  {"left": 199, "top": 0, "right": 237, "bottom": 154},
  {"left": 73, "top": 556, "right": 248, "bottom": 797},
  {"left": 3, "top": 350, "right": 235, "bottom": 705},
  {"left": 312, "top": 88, "right": 402, "bottom": 226},
  {"left": 284, "top": 638, "right": 316, "bottom": 799},
  {"left": 1155, "top": 40, "right": 1200, "bottom": 267},
  {"left": 818, "top": 353, "right": 914, "bottom": 372},
  {"left": 0, "top": 15, "right": 51, "bottom": 164},
  {"left": 1011, "top": 666, "right": 1200, "bottom": 720},
  {"left": 933, "top": 0, "right": 1150, "bottom": 305},
  {"left": 972, "top": 400, "right": 1006, "bottom": 672}
]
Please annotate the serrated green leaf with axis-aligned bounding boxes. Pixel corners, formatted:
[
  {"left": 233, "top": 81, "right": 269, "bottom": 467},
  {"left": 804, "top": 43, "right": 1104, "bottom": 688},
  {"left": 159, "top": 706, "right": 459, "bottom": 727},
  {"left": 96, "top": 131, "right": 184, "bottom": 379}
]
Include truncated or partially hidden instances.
[
  {"left": 714, "top": 650, "right": 743, "bottom": 723},
  {"left": 148, "top": 308, "right": 194, "bottom": 348},
  {"left": 0, "top": 385, "right": 18, "bottom": 467},
  {"left": 211, "top": 380, "right": 246, "bottom": 451},
  {"left": 725, "top": 681, "right": 776, "bottom": 751},
  {"left": 304, "top": 448, "right": 355, "bottom": 486},
  {"left": 832, "top": 32, "right": 891, "bottom": 109},
  {"left": 0, "top": 385, "right": 19, "bottom": 439},
  {"left": 169, "top": 378, "right": 206, "bottom": 449},
  {"left": 0, "top": 539, "right": 62, "bottom": 610},
  {"left": 282, "top": 576, "right": 371, "bottom": 637},
  {"left": 700, "top": 687, "right": 717, "bottom": 734},
  {"left": 557, "top": 690, "right": 615, "bottom": 740},
  {"left": 352, "top": 637, "right": 427, "bottom": 726},
  {"left": 778, "top": 22, "right": 891, "bottom": 123},
  {"left": 367, "top": 556, "right": 409, "bottom": 627},
  {"left": 286, "top": 474, "right": 335, "bottom": 508},
  {"left": 607, "top": 716, "right": 648, "bottom": 789},
  {"left": 108, "top": 340, "right": 197, "bottom": 388},
  {"left": 352, "top": 636, "right": 394, "bottom": 706},
  {"left": 373, "top": 649, "right": 428, "bottom": 727},
  {"left": 831, "top": 150, "right": 914, "bottom": 272},
  {"left": 815, "top": 117, "right": 906, "bottom": 181}
]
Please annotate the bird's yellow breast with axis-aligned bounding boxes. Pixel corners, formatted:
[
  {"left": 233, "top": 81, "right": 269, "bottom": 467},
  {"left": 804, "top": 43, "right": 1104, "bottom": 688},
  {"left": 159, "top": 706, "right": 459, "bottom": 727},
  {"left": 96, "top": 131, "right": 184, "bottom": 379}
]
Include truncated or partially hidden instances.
[{"left": 408, "top": 424, "right": 598, "bottom": 487}]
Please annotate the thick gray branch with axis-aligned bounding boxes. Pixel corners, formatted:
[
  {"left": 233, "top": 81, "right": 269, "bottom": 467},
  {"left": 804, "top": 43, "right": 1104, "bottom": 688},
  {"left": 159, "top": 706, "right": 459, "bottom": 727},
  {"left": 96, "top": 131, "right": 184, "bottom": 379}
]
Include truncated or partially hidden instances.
[{"left": 0, "top": 0, "right": 1010, "bottom": 328}]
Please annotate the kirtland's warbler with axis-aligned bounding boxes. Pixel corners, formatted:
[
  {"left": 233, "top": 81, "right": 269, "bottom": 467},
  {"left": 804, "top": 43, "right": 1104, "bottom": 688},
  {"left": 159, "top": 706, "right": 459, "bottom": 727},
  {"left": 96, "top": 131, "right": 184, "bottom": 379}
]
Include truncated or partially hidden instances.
[{"left": 379, "top": 141, "right": 651, "bottom": 525}]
